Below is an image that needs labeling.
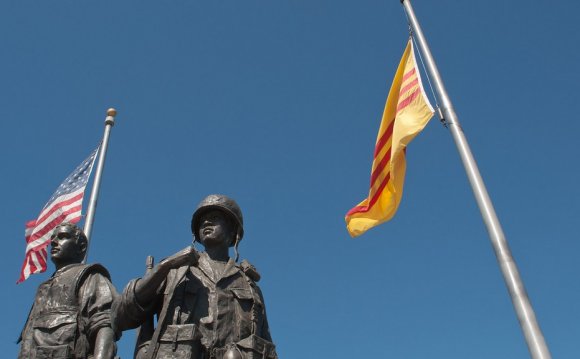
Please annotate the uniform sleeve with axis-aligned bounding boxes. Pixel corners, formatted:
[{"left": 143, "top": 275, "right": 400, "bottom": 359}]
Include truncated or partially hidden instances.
[
  {"left": 255, "top": 285, "right": 274, "bottom": 343},
  {"left": 78, "top": 272, "right": 118, "bottom": 343},
  {"left": 112, "top": 277, "right": 165, "bottom": 332}
]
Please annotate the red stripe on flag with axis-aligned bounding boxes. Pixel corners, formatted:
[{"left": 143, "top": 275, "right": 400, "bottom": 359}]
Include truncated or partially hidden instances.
[
  {"left": 25, "top": 221, "right": 36, "bottom": 244},
  {"left": 37, "top": 248, "right": 47, "bottom": 270},
  {"left": 35, "top": 192, "right": 84, "bottom": 227},
  {"left": 366, "top": 172, "right": 391, "bottom": 210},
  {"left": 373, "top": 119, "right": 395, "bottom": 157},
  {"left": 398, "top": 78, "right": 418, "bottom": 97},
  {"left": 28, "top": 253, "right": 38, "bottom": 276},
  {"left": 346, "top": 205, "right": 367, "bottom": 216},
  {"left": 346, "top": 172, "right": 392, "bottom": 216},
  {"left": 369, "top": 148, "right": 391, "bottom": 188},
  {"left": 17, "top": 253, "right": 31, "bottom": 283},
  {"left": 27, "top": 241, "right": 51, "bottom": 255},
  {"left": 402, "top": 68, "right": 416, "bottom": 83},
  {"left": 396, "top": 89, "right": 420, "bottom": 113}
]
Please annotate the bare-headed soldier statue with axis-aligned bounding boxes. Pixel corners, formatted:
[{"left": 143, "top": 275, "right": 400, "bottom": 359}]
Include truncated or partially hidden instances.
[{"left": 18, "top": 222, "right": 118, "bottom": 359}]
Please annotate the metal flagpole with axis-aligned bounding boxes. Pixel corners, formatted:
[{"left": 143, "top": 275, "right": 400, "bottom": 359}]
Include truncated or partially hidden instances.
[
  {"left": 83, "top": 108, "right": 117, "bottom": 263},
  {"left": 399, "top": 1, "right": 551, "bottom": 358}
]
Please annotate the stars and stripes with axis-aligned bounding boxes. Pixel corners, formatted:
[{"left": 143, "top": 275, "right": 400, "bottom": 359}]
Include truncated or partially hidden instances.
[
  {"left": 17, "top": 145, "right": 100, "bottom": 283},
  {"left": 345, "top": 39, "right": 434, "bottom": 237}
]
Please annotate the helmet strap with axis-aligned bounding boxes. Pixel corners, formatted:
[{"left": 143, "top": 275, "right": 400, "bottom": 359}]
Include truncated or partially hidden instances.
[
  {"left": 233, "top": 234, "right": 241, "bottom": 262},
  {"left": 192, "top": 234, "right": 200, "bottom": 249}
]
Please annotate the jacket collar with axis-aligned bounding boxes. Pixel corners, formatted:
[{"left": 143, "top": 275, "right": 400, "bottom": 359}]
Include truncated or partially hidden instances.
[{"left": 196, "top": 252, "right": 238, "bottom": 283}]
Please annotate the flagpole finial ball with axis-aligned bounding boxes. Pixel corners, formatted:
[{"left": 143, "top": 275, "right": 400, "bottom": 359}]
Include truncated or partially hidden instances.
[{"left": 107, "top": 108, "right": 117, "bottom": 117}]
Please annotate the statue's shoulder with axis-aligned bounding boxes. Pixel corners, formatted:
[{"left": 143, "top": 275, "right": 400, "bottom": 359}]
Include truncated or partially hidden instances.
[
  {"left": 237, "top": 259, "right": 261, "bottom": 282},
  {"left": 60, "top": 263, "right": 108, "bottom": 277},
  {"left": 83, "top": 262, "right": 111, "bottom": 280},
  {"left": 56, "top": 263, "right": 111, "bottom": 295}
]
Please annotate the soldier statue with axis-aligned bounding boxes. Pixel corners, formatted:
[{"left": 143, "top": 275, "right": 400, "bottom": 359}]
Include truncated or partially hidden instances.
[
  {"left": 18, "top": 222, "right": 118, "bottom": 359},
  {"left": 114, "top": 194, "right": 277, "bottom": 359}
]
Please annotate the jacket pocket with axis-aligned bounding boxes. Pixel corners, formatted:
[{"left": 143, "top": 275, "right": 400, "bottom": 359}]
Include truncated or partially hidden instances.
[
  {"left": 231, "top": 287, "right": 263, "bottom": 307},
  {"left": 230, "top": 288, "right": 254, "bottom": 324},
  {"left": 35, "top": 344, "right": 71, "bottom": 359},
  {"left": 236, "top": 334, "right": 277, "bottom": 359},
  {"left": 32, "top": 313, "right": 77, "bottom": 348},
  {"left": 157, "top": 324, "right": 201, "bottom": 358}
]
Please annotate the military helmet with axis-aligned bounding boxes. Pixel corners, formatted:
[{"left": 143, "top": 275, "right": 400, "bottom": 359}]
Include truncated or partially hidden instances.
[{"left": 191, "top": 194, "right": 244, "bottom": 244}]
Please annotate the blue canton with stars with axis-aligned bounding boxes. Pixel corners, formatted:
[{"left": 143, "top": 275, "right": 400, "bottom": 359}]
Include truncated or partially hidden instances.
[{"left": 43, "top": 145, "right": 100, "bottom": 209}]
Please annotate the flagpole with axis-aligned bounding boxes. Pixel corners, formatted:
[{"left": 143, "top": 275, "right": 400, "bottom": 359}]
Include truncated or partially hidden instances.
[
  {"left": 399, "top": 1, "right": 551, "bottom": 358},
  {"left": 83, "top": 108, "right": 117, "bottom": 263}
]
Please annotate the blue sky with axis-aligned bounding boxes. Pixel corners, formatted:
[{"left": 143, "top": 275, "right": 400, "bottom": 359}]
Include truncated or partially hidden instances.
[{"left": 2, "top": 1, "right": 580, "bottom": 358}]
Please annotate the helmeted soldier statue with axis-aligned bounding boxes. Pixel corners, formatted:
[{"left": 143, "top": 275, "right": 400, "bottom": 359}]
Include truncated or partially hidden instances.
[
  {"left": 18, "top": 222, "right": 118, "bottom": 359},
  {"left": 114, "top": 194, "right": 277, "bottom": 359}
]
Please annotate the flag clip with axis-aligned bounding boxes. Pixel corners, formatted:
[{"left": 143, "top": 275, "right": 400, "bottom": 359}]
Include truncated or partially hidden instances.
[{"left": 436, "top": 106, "right": 447, "bottom": 128}]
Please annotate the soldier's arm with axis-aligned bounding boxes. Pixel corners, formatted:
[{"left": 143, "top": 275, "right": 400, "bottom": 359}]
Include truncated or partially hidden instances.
[
  {"left": 79, "top": 272, "right": 118, "bottom": 359},
  {"left": 93, "top": 327, "right": 116, "bottom": 359},
  {"left": 114, "top": 246, "right": 199, "bottom": 332},
  {"left": 133, "top": 246, "right": 198, "bottom": 307},
  {"left": 256, "top": 286, "right": 274, "bottom": 343}
]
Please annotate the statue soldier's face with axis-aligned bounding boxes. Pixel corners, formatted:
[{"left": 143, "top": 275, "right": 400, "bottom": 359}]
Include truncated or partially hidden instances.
[
  {"left": 50, "top": 225, "right": 82, "bottom": 264},
  {"left": 198, "top": 210, "right": 234, "bottom": 249}
]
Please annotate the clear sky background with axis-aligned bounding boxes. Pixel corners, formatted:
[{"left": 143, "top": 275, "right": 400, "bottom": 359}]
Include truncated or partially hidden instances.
[{"left": 2, "top": 1, "right": 579, "bottom": 358}]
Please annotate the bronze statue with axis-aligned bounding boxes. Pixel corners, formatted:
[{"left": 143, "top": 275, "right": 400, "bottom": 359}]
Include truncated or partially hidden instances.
[
  {"left": 18, "top": 222, "right": 118, "bottom": 359},
  {"left": 114, "top": 194, "right": 277, "bottom": 359}
]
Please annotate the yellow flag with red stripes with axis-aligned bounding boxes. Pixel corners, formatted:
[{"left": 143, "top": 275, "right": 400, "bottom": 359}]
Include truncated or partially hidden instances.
[{"left": 345, "top": 39, "right": 434, "bottom": 237}]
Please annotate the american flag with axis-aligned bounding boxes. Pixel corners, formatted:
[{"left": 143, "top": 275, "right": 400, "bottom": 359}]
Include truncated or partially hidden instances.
[{"left": 17, "top": 145, "right": 100, "bottom": 283}]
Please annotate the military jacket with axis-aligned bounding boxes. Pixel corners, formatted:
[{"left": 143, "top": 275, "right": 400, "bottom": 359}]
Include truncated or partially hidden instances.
[
  {"left": 18, "top": 263, "right": 117, "bottom": 359},
  {"left": 116, "top": 252, "right": 277, "bottom": 359}
]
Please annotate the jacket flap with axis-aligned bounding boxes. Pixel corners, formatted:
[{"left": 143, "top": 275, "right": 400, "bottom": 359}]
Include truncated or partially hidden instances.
[
  {"left": 33, "top": 312, "right": 77, "bottom": 329},
  {"left": 230, "top": 288, "right": 253, "bottom": 300},
  {"left": 237, "top": 334, "right": 276, "bottom": 353},
  {"left": 159, "top": 324, "right": 199, "bottom": 342}
]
